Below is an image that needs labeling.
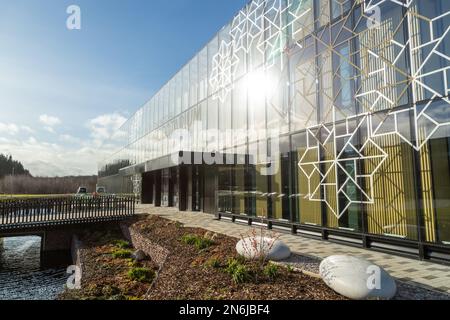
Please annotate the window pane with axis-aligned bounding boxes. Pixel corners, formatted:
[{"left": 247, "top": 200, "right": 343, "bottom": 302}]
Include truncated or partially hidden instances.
[
  {"left": 199, "top": 47, "right": 208, "bottom": 101},
  {"left": 219, "top": 92, "right": 232, "bottom": 150},
  {"left": 182, "top": 65, "right": 190, "bottom": 112},
  {"left": 207, "top": 97, "right": 218, "bottom": 151},
  {"left": 208, "top": 36, "right": 219, "bottom": 97},
  {"left": 411, "top": 0, "right": 450, "bottom": 103},
  {"left": 290, "top": 36, "right": 317, "bottom": 131},
  {"left": 292, "top": 132, "right": 322, "bottom": 225},
  {"left": 190, "top": 56, "right": 198, "bottom": 107},
  {"left": 418, "top": 100, "right": 450, "bottom": 244},
  {"left": 268, "top": 136, "right": 291, "bottom": 220},
  {"left": 232, "top": 78, "right": 248, "bottom": 145},
  {"left": 354, "top": 3, "right": 409, "bottom": 113}
]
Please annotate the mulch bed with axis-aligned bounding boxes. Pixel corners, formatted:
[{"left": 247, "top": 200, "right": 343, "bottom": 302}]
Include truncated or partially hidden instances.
[
  {"left": 130, "top": 216, "right": 345, "bottom": 300},
  {"left": 59, "top": 216, "right": 345, "bottom": 300},
  {"left": 57, "top": 216, "right": 450, "bottom": 301},
  {"left": 59, "top": 226, "right": 159, "bottom": 300}
]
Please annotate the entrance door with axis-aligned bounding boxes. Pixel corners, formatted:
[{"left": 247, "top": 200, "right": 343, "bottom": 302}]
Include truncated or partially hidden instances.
[{"left": 141, "top": 172, "right": 154, "bottom": 204}]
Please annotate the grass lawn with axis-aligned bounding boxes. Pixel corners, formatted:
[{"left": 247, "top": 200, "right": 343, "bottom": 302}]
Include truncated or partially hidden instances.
[
  {"left": 0, "top": 194, "right": 71, "bottom": 200},
  {"left": 0, "top": 194, "right": 136, "bottom": 200}
]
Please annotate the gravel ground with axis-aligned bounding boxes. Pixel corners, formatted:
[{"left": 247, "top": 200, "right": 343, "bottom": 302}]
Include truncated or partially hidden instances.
[
  {"left": 275, "top": 254, "right": 321, "bottom": 275},
  {"left": 276, "top": 254, "right": 450, "bottom": 300}
]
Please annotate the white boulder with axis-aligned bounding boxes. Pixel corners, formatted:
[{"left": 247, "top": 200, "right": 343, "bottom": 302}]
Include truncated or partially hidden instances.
[
  {"left": 319, "top": 255, "right": 397, "bottom": 300},
  {"left": 236, "top": 237, "right": 291, "bottom": 261}
]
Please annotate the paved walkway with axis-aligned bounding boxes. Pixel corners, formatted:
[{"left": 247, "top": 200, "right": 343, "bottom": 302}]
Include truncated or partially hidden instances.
[{"left": 137, "top": 204, "right": 450, "bottom": 295}]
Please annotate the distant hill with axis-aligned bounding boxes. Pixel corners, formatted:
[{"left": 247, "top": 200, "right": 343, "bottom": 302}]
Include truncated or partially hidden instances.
[
  {"left": 0, "top": 154, "right": 31, "bottom": 178},
  {"left": 0, "top": 154, "right": 98, "bottom": 195}
]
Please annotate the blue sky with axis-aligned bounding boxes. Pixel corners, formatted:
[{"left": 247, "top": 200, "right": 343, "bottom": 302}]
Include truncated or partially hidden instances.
[{"left": 0, "top": 0, "right": 247, "bottom": 176}]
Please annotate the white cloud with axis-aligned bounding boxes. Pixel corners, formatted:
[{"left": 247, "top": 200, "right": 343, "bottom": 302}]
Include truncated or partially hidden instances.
[
  {"left": 87, "top": 113, "right": 127, "bottom": 146},
  {"left": 39, "top": 114, "right": 61, "bottom": 126},
  {"left": 0, "top": 122, "right": 20, "bottom": 135},
  {"left": 21, "top": 125, "right": 34, "bottom": 134},
  {"left": 0, "top": 123, "right": 35, "bottom": 136},
  {"left": 59, "top": 134, "right": 81, "bottom": 144},
  {"left": 28, "top": 136, "right": 37, "bottom": 144},
  {"left": 0, "top": 112, "right": 129, "bottom": 177},
  {"left": 0, "top": 136, "right": 109, "bottom": 177},
  {"left": 44, "top": 126, "right": 56, "bottom": 134}
]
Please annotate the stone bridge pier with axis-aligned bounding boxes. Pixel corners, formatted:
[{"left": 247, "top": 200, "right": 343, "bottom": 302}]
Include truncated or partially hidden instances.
[
  {"left": 0, "top": 221, "right": 123, "bottom": 268},
  {"left": 0, "top": 226, "right": 76, "bottom": 267}
]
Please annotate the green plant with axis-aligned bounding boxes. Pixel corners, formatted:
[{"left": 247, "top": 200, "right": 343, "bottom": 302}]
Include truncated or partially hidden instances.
[
  {"left": 205, "top": 257, "right": 221, "bottom": 269},
  {"left": 128, "top": 267, "right": 155, "bottom": 283},
  {"left": 181, "top": 234, "right": 198, "bottom": 245},
  {"left": 225, "top": 258, "right": 251, "bottom": 284},
  {"left": 126, "top": 258, "right": 139, "bottom": 268},
  {"left": 101, "top": 285, "right": 121, "bottom": 297},
  {"left": 286, "top": 265, "right": 294, "bottom": 273},
  {"left": 85, "top": 284, "right": 103, "bottom": 297},
  {"left": 175, "top": 221, "right": 184, "bottom": 228},
  {"left": 231, "top": 264, "right": 250, "bottom": 284},
  {"left": 114, "top": 240, "right": 131, "bottom": 249},
  {"left": 182, "top": 234, "right": 214, "bottom": 250},
  {"left": 236, "top": 255, "right": 247, "bottom": 264},
  {"left": 225, "top": 258, "right": 240, "bottom": 274},
  {"left": 264, "top": 263, "right": 279, "bottom": 280},
  {"left": 195, "top": 238, "right": 214, "bottom": 250},
  {"left": 111, "top": 249, "right": 133, "bottom": 259}
]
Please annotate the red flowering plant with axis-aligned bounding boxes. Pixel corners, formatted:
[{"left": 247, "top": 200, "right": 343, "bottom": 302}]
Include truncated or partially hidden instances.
[{"left": 238, "top": 213, "right": 281, "bottom": 274}]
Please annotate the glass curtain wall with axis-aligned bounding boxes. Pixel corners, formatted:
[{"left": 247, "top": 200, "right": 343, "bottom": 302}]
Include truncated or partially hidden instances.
[{"left": 99, "top": 0, "right": 450, "bottom": 247}]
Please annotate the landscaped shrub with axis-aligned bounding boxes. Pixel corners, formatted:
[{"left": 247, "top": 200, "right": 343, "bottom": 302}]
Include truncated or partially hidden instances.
[
  {"left": 181, "top": 234, "right": 198, "bottom": 245},
  {"left": 126, "top": 258, "right": 140, "bottom": 268},
  {"left": 114, "top": 240, "right": 131, "bottom": 249},
  {"left": 231, "top": 264, "right": 250, "bottom": 284},
  {"left": 205, "top": 257, "right": 221, "bottom": 269},
  {"left": 128, "top": 267, "right": 155, "bottom": 283},
  {"left": 181, "top": 234, "right": 214, "bottom": 250},
  {"left": 195, "top": 238, "right": 214, "bottom": 250},
  {"left": 225, "top": 258, "right": 251, "bottom": 284},
  {"left": 264, "top": 263, "right": 279, "bottom": 280},
  {"left": 111, "top": 249, "right": 133, "bottom": 259},
  {"left": 225, "top": 258, "right": 240, "bottom": 274}
]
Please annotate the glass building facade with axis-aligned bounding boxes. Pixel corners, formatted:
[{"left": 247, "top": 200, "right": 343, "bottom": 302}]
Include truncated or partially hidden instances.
[{"left": 99, "top": 0, "right": 450, "bottom": 262}]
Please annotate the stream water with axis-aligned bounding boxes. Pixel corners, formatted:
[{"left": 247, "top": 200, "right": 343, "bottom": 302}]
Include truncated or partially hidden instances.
[{"left": 0, "top": 236, "right": 68, "bottom": 300}]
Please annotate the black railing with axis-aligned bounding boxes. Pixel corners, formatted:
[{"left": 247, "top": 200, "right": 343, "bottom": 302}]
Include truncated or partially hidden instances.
[{"left": 0, "top": 196, "right": 135, "bottom": 230}]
